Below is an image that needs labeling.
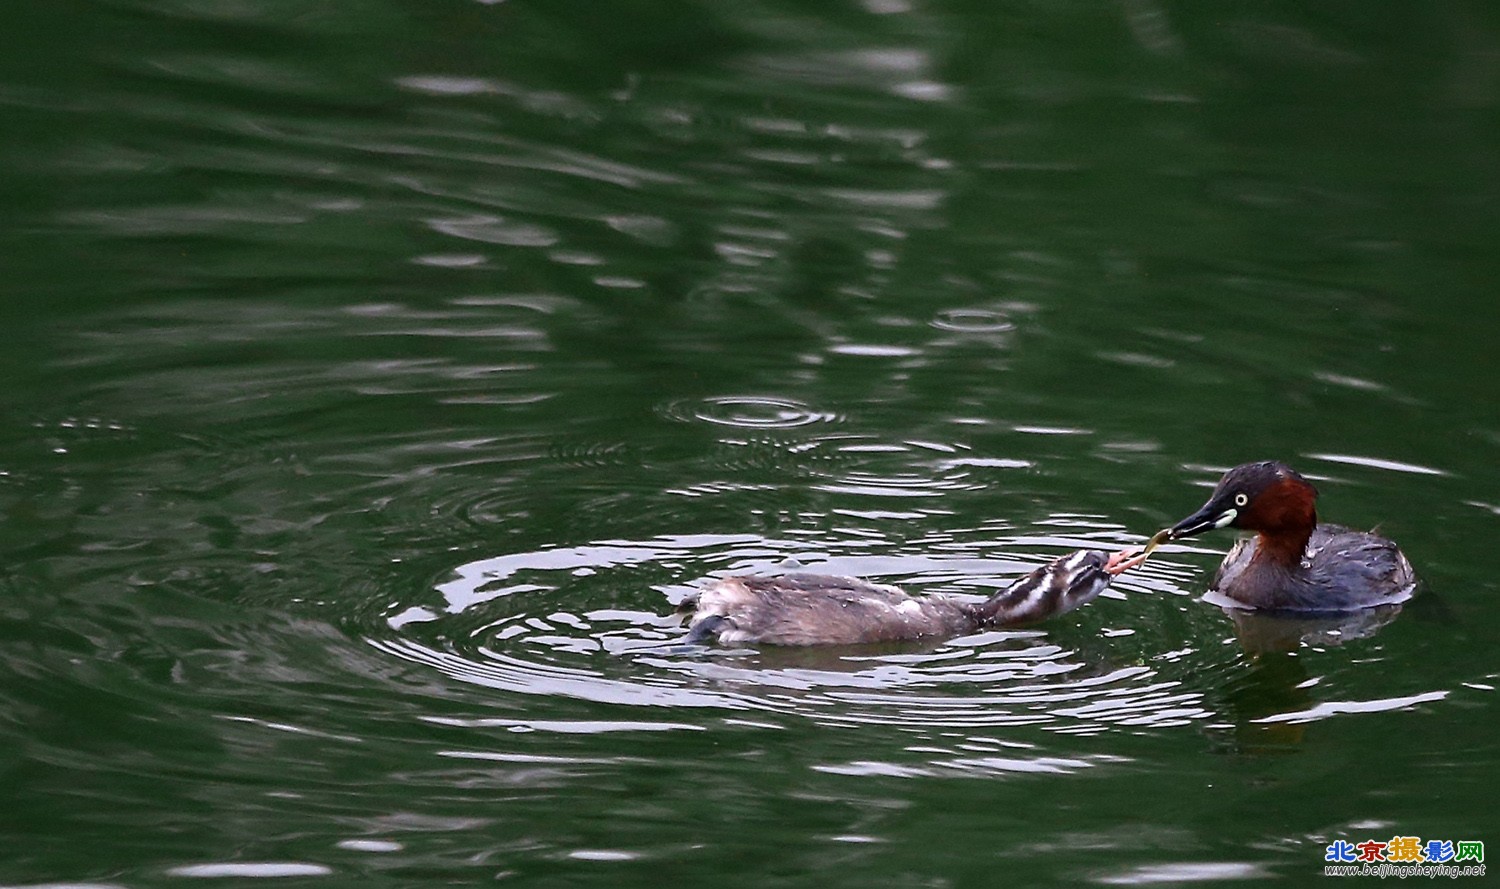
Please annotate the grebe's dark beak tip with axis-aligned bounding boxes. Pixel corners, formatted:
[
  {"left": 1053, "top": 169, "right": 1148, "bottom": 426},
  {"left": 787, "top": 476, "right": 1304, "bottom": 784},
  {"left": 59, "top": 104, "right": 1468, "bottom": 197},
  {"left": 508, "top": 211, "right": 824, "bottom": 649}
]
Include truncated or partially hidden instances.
[{"left": 1167, "top": 504, "right": 1227, "bottom": 540}]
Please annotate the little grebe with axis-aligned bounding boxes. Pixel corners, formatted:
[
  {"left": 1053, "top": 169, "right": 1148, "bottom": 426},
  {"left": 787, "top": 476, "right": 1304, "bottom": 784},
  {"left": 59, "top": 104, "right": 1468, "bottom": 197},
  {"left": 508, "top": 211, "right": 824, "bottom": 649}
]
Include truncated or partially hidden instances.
[
  {"left": 1165, "top": 461, "right": 1416, "bottom": 610},
  {"left": 681, "top": 549, "right": 1134, "bottom": 646}
]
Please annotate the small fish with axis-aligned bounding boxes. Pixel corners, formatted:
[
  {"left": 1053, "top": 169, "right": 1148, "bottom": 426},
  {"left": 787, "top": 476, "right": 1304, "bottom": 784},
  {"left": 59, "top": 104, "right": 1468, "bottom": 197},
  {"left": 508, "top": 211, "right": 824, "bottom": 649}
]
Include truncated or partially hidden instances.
[{"left": 1112, "top": 528, "right": 1171, "bottom": 574}]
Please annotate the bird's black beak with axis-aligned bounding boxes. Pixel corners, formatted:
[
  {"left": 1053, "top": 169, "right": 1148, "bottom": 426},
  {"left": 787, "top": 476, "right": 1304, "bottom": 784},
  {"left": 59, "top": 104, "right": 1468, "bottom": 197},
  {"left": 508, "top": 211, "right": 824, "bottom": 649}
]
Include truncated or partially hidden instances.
[{"left": 1167, "top": 501, "right": 1237, "bottom": 540}]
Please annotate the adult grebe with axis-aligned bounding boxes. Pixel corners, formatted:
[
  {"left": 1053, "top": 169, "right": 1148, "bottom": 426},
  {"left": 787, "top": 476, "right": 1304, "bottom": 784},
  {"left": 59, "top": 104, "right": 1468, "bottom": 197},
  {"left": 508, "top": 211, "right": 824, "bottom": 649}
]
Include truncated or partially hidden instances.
[{"left": 1165, "top": 461, "right": 1416, "bottom": 610}]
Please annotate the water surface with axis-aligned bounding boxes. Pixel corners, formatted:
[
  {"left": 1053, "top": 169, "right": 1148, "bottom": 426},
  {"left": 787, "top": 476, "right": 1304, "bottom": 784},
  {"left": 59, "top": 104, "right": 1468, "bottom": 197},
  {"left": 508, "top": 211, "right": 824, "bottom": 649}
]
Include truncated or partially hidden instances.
[{"left": 2, "top": 2, "right": 1498, "bottom": 886}]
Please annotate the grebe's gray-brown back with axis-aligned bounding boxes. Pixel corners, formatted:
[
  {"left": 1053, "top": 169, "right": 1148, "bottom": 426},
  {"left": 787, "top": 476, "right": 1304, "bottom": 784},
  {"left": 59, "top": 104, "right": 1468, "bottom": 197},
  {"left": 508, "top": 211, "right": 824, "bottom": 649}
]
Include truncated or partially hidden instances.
[{"left": 680, "top": 549, "right": 1135, "bottom": 647}]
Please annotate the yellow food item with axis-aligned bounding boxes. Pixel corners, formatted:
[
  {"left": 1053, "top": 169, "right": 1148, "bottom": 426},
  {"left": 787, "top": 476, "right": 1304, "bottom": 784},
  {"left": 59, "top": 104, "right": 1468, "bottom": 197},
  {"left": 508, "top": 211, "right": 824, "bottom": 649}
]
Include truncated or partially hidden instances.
[{"left": 1138, "top": 528, "right": 1171, "bottom": 559}]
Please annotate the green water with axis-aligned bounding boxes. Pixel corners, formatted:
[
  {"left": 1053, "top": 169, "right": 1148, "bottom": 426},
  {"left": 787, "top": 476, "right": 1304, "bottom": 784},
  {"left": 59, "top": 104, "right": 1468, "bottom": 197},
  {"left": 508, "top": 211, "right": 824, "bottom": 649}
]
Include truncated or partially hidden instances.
[{"left": 2, "top": 2, "right": 1498, "bottom": 886}]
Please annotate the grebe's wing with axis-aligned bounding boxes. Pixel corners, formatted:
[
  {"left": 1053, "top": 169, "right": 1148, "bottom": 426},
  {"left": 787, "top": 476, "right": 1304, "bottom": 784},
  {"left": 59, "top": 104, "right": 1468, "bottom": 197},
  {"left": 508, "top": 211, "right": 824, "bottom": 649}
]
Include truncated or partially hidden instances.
[
  {"left": 683, "top": 573, "right": 968, "bottom": 645},
  {"left": 739, "top": 573, "right": 909, "bottom": 604}
]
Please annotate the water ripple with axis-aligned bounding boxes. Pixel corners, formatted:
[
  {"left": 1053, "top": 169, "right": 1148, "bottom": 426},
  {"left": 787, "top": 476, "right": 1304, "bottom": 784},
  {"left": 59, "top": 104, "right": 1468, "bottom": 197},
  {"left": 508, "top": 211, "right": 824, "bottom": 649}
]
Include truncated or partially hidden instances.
[
  {"left": 365, "top": 530, "right": 1247, "bottom": 737},
  {"left": 930, "top": 307, "right": 1017, "bottom": 334},
  {"left": 657, "top": 395, "right": 841, "bottom": 429},
  {"left": 1305, "top": 452, "right": 1450, "bottom": 476}
]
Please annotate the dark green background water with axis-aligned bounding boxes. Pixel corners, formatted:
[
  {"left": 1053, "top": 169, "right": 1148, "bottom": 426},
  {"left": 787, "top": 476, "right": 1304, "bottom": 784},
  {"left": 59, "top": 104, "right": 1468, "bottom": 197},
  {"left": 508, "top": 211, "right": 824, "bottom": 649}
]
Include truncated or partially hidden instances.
[{"left": 2, "top": 1, "right": 1498, "bottom": 886}]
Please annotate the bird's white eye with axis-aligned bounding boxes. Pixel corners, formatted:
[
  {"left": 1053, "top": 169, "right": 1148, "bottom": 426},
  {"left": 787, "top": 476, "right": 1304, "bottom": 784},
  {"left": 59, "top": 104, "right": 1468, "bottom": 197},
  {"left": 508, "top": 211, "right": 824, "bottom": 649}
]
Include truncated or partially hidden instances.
[{"left": 1234, "top": 493, "right": 1249, "bottom": 507}]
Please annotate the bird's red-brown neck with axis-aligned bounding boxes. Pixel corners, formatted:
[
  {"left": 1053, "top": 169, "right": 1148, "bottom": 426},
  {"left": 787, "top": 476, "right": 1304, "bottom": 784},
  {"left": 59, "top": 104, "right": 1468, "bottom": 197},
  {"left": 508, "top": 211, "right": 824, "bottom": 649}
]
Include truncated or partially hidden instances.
[{"left": 1243, "top": 477, "right": 1318, "bottom": 567}]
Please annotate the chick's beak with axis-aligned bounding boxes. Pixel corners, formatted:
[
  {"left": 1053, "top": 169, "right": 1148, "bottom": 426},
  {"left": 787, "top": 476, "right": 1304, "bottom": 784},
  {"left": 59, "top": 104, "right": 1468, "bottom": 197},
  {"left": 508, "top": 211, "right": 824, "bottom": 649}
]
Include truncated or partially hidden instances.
[{"left": 1167, "top": 502, "right": 1237, "bottom": 540}]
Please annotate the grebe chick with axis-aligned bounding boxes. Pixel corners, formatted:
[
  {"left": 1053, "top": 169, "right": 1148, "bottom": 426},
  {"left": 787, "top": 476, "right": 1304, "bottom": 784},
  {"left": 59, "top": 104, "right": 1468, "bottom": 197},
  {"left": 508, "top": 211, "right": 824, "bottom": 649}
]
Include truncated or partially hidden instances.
[
  {"left": 681, "top": 549, "right": 1134, "bottom": 647},
  {"left": 1165, "top": 461, "right": 1416, "bottom": 610}
]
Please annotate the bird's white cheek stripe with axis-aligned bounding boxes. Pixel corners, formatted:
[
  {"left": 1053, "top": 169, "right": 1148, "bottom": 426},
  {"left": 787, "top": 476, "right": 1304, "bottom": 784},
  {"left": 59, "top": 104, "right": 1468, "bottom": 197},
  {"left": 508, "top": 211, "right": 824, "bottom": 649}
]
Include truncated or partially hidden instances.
[
  {"left": 1213, "top": 509, "right": 1237, "bottom": 529},
  {"left": 1061, "top": 551, "right": 1090, "bottom": 572}
]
